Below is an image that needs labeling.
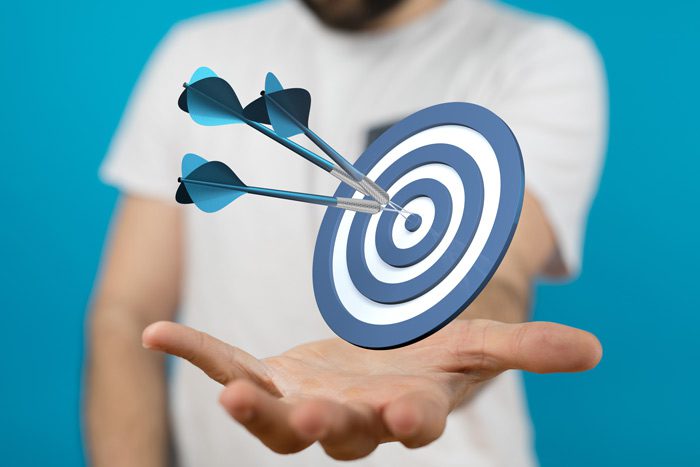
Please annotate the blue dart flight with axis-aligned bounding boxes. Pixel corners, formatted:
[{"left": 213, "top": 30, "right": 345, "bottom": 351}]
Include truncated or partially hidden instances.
[
  {"left": 178, "top": 68, "right": 383, "bottom": 202},
  {"left": 243, "top": 72, "right": 390, "bottom": 205},
  {"left": 176, "top": 153, "right": 381, "bottom": 214},
  {"left": 179, "top": 68, "right": 330, "bottom": 170}
]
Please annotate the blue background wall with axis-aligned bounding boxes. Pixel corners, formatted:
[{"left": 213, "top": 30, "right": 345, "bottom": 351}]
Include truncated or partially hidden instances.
[{"left": 1, "top": 1, "right": 698, "bottom": 465}]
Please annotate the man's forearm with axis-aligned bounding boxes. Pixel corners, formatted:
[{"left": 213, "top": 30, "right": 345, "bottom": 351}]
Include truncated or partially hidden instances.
[
  {"left": 461, "top": 275, "right": 530, "bottom": 324},
  {"left": 85, "top": 306, "right": 169, "bottom": 467},
  {"left": 459, "top": 192, "right": 556, "bottom": 324}
]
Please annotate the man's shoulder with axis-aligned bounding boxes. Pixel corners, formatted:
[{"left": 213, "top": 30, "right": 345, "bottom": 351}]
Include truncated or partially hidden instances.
[
  {"left": 168, "top": 0, "right": 299, "bottom": 45},
  {"left": 473, "top": 0, "right": 597, "bottom": 58}
]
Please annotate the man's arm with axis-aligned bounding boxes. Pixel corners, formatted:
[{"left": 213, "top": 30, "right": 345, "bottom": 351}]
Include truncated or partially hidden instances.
[
  {"left": 460, "top": 191, "right": 556, "bottom": 324},
  {"left": 85, "top": 196, "right": 182, "bottom": 467}
]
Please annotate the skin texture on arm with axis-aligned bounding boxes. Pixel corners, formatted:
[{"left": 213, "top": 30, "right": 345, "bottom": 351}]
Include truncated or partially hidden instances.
[
  {"left": 85, "top": 196, "right": 182, "bottom": 467},
  {"left": 464, "top": 192, "right": 557, "bottom": 324},
  {"left": 142, "top": 191, "right": 602, "bottom": 460}
]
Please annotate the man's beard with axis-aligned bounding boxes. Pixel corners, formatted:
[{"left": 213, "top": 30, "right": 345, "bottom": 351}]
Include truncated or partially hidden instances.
[{"left": 299, "top": 0, "right": 407, "bottom": 31}]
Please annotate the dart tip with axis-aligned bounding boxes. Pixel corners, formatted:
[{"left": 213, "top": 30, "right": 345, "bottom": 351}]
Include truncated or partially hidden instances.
[
  {"left": 177, "top": 177, "right": 182, "bottom": 183},
  {"left": 260, "top": 90, "right": 265, "bottom": 96},
  {"left": 182, "top": 82, "right": 188, "bottom": 89}
]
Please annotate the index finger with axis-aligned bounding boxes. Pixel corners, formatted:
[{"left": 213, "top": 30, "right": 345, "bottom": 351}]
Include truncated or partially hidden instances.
[{"left": 142, "top": 321, "right": 273, "bottom": 388}]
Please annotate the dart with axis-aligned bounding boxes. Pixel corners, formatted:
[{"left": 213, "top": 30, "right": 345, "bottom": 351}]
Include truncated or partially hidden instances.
[
  {"left": 178, "top": 68, "right": 384, "bottom": 204},
  {"left": 176, "top": 153, "right": 381, "bottom": 214},
  {"left": 243, "top": 72, "right": 391, "bottom": 207}
]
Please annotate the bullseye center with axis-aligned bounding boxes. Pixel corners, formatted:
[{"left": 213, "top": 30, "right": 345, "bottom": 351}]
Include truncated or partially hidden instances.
[
  {"left": 404, "top": 214, "right": 422, "bottom": 232},
  {"left": 391, "top": 197, "right": 434, "bottom": 249}
]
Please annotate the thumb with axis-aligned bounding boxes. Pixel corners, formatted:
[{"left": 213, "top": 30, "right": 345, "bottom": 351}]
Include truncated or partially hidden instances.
[
  {"left": 447, "top": 320, "right": 603, "bottom": 375},
  {"left": 142, "top": 321, "right": 271, "bottom": 387}
]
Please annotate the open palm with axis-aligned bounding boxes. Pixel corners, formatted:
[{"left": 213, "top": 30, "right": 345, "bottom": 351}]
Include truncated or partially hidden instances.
[{"left": 143, "top": 319, "right": 601, "bottom": 460}]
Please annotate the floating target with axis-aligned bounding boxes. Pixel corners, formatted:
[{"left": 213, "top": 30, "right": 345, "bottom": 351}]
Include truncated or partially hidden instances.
[{"left": 313, "top": 103, "right": 524, "bottom": 349}]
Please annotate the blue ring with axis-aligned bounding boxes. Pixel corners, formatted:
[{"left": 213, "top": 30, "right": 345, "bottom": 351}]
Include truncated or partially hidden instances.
[
  {"left": 313, "top": 102, "right": 524, "bottom": 349},
  {"left": 346, "top": 145, "right": 483, "bottom": 304},
  {"left": 376, "top": 179, "right": 452, "bottom": 268}
]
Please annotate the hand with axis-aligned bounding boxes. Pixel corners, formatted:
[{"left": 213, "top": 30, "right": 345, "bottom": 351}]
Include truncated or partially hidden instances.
[{"left": 142, "top": 319, "right": 601, "bottom": 460}]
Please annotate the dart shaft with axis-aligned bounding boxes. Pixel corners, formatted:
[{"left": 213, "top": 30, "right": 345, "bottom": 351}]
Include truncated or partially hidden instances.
[
  {"left": 303, "top": 127, "right": 365, "bottom": 182},
  {"left": 265, "top": 92, "right": 390, "bottom": 205},
  {"left": 182, "top": 177, "right": 334, "bottom": 204},
  {"left": 244, "top": 119, "right": 335, "bottom": 172},
  {"left": 245, "top": 119, "right": 392, "bottom": 205},
  {"left": 265, "top": 93, "right": 365, "bottom": 182},
  {"left": 246, "top": 122, "right": 389, "bottom": 204}
]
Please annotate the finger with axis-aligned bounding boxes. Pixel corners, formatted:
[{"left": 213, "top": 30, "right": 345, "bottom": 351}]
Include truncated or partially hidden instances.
[
  {"left": 142, "top": 321, "right": 270, "bottom": 387},
  {"left": 289, "top": 399, "right": 383, "bottom": 460},
  {"left": 446, "top": 319, "right": 603, "bottom": 374},
  {"left": 219, "top": 380, "right": 313, "bottom": 454},
  {"left": 382, "top": 391, "right": 448, "bottom": 448}
]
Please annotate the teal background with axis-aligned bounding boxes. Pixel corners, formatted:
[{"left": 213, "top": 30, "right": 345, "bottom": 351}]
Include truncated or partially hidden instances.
[{"left": 1, "top": 0, "right": 698, "bottom": 465}]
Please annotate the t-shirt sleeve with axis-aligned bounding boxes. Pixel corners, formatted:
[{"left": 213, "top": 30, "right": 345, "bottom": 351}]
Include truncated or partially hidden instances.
[
  {"left": 99, "top": 23, "right": 195, "bottom": 202},
  {"left": 488, "top": 21, "right": 608, "bottom": 277}
]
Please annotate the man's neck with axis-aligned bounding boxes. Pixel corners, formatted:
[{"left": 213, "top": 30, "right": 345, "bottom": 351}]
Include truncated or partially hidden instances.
[{"left": 364, "top": 0, "right": 445, "bottom": 32}]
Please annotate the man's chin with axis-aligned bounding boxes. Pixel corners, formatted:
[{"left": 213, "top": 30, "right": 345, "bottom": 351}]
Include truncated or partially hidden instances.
[{"left": 298, "top": 0, "right": 407, "bottom": 31}]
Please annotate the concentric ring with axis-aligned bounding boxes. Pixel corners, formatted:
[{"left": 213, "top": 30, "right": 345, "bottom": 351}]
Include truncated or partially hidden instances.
[
  {"left": 376, "top": 179, "right": 451, "bottom": 268},
  {"left": 346, "top": 145, "right": 483, "bottom": 304},
  {"left": 313, "top": 102, "right": 524, "bottom": 349}
]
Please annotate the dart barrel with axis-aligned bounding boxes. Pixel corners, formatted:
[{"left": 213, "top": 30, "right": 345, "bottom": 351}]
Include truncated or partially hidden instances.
[{"left": 313, "top": 103, "right": 524, "bottom": 349}]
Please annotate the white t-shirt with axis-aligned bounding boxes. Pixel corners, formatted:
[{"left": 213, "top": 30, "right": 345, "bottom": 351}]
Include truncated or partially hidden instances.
[{"left": 101, "top": 1, "right": 606, "bottom": 465}]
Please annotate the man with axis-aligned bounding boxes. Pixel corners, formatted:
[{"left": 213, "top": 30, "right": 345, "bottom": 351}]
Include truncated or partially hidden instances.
[{"left": 85, "top": 0, "right": 607, "bottom": 465}]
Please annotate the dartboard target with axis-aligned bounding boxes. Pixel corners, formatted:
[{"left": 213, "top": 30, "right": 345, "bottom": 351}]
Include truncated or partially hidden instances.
[{"left": 313, "top": 102, "right": 524, "bottom": 349}]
